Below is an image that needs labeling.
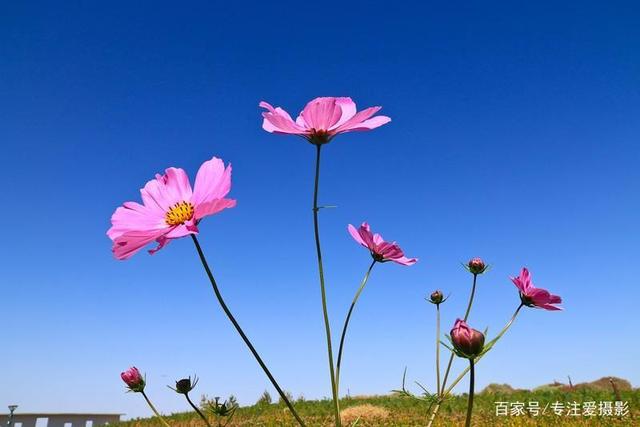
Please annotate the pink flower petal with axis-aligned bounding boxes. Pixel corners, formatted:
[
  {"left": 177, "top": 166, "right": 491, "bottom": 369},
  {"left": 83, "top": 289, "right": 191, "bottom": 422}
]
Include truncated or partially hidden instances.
[
  {"left": 357, "top": 222, "right": 375, "bottom": 249},
  {"left": 336, "top": 115, "right": 392, "bottom": 133},
  {"left": 112, "top": 228, "right": 170, "bottom": 260},
  {"left": 348, "top": 224, "right": 367, "bottom": 247},
  {"left": 259, "top": 101, "right": 307, "bottom": 134},
  {"left": 392, "top": 256, "right": 418, "bottom": 266},
  {"left": 194, "top": 198, "right": 237, "bottom": 220},
  {"left": 163, "top": 167, "right": 193, "bottom": 204},
  {"left": 192, "top": 157, "right": 232, "bottom": 206},
  {"left": 107, "top": 203, "right": 165, "bottom": 240},
  {"left": 301, "top": 97, "right": 343, "bottom": 131},
  {"left": 329, "top": 97, "right": 357, "bottom": 129}
]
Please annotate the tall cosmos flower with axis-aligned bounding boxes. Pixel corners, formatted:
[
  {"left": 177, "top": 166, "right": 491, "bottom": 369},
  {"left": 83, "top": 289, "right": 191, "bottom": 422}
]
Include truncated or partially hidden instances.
[
  {"left": 107, "top": 157, "right": 236, "bottom": 260},
  {"left": 259, "top": 97, "right": 391, "bottom": 145},
  {"left": 348, "top": 222, "right": 417, "bottom": 265},
  {"left": 510, "top": 267, "right": 563, "bottom": 311}
]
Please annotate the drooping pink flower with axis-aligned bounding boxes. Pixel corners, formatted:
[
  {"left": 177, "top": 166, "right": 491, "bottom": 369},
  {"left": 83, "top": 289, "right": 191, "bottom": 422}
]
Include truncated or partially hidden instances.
[
  {"left": 121, "top": 366, "right": 145, "bottom": 392},
  {"left": 259, "top": 97, "right": 391, "bottom": 145},
  {"left": 450, "top": 319, "right": 485, "bottom": 359},
  {"left": 107, "top": 157, "right": 236, "bottom": 260},
  {"left": 348, "top": 222, "right": 417, "bottom": 265},
  {"left": 510, "top": 267, "right": 563, "bottom": 311}
]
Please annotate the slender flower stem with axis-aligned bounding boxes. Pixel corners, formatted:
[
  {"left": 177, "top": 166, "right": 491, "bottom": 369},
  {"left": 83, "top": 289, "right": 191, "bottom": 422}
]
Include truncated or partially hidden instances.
[
  {"left": 141, "top": 391, "right": 172, "bottom": 427},
  {"left": 185, "top": 392, "right": 212, "bottom": 427},
  {"left": 335, "top": 259, "right": 377, "bottom": 391},
  {"left": 435, "top": 304, "right": 441, "bottom": 396},
  {"left": 439, "top": 274, "right": 478, "bottom": 399},
  {"left": 426, "top": 303, "right": 525, "bottom": 427},
  {"left": 465, "top": 360, "right": 475, "bottom": 427},
  {"left": 311, "top": 144, "right": 342, "bottom": 427},
  {"left": 463, "top": 274, "right": 478, "bottom": 321},
  {"left": 190, "top": 235, "right": 306, "bottom": 427}
]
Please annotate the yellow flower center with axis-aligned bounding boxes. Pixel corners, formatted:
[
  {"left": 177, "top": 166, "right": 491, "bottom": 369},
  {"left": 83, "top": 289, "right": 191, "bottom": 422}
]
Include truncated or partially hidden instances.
[{"left": 165, "top": 201, "right": 194, "bottom": 226}]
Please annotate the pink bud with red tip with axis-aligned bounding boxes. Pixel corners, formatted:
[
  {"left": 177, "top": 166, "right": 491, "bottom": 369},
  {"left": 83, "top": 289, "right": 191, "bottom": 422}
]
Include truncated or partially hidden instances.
[{"left": 121, "top": 366, "right": 145, "bottom": 392}]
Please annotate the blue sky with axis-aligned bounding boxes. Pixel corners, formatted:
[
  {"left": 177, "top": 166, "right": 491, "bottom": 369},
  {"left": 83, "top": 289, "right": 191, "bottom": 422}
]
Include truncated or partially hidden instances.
[{"left": 2, "top": 0, "right": 639, "bottom": 419}]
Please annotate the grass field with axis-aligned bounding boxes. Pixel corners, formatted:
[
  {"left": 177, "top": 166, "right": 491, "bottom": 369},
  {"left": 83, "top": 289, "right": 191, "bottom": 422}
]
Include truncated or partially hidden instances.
[{"left": 113, "top": 384, "right": 638, "bottom": 426}]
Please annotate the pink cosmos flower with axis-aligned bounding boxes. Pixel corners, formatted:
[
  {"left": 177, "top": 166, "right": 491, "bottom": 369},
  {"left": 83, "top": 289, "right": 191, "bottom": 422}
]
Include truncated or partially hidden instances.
[
  {"left": 259, "top": 97, "right": 391, "bottom": 145},
  {"left": 450, "top": 319, "right": 485, "bottom": 359},
  {"left": 121, "top": 366, "right": 145, "bottom": 392},
  {"left": 107, "top": 157, "right": 236, "bottom": 260},
  {"left": 348, "top": 222, "right": 417, "bottom": 265},
  {"left": 510, "top": 267, "right": 563, "bottom": 311}
]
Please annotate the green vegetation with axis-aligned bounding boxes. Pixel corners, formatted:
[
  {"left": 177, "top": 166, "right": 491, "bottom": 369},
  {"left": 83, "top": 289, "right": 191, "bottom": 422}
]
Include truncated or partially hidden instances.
[{"left": 113, "top": 382, "right": 638, "bottom": 426}]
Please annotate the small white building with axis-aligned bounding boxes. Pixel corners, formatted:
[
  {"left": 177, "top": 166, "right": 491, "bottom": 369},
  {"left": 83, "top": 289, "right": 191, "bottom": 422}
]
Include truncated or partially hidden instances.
[{"left": 2, "top": 413, "right": 122, "bottom": 427}]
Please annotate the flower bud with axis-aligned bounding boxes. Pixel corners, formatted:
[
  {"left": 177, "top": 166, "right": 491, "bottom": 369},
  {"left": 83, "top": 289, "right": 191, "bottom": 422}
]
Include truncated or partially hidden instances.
[
  {"left": 429, "top": 290, "right": 444, "bottom": 304},
  {"left": 121, "top": 367, "right": 145, "bottom": 393},
  {"left": 450, "top": 319, "right": 485, "bottom": 359},
  {"left": 467, "top": 257, "right": 487, "bottom": 275},
  {"left": 171, "top": 376, "right": 199, "bottom": 394}
]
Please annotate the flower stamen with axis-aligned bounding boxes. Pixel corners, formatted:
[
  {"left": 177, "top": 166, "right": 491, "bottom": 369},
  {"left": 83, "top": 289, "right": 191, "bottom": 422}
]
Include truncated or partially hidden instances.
[{"left": 165, "top": 201, "right": 194, "bottom": 225}]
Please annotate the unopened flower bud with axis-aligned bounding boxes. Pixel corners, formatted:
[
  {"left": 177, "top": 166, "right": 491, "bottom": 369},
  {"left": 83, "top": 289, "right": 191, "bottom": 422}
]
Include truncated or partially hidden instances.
[
  {"left": 170, "top": 375, "right": 199, "bottom": 394},
  {"left": 467, "top": 257, "right": 487, "bottom": 275},
  {"left": 121, "top": 367, "right": 145, "bottom": 393},
  {"left": 450, "top": 319, "right": 485, "bottom": 359},
  {"left": 429, "top": 290, "right": 444, "bottom": 304}
]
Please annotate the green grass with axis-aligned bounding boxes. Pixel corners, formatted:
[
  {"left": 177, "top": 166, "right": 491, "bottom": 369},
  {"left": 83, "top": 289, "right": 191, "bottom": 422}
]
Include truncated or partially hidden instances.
[{"left": 113, "top": 388, "right": 638, "bottom": 426}]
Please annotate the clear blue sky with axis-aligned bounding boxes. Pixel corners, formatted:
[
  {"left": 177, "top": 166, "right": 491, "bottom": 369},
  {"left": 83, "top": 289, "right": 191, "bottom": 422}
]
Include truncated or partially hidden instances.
[{"left": 2, "top": 0, "right": 639, "bottom": 419}]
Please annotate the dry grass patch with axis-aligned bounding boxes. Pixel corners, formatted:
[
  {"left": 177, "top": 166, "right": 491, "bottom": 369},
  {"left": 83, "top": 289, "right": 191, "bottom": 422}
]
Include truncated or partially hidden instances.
[{"left": 340, "top": 404, "right": 389, "bottom": 425}]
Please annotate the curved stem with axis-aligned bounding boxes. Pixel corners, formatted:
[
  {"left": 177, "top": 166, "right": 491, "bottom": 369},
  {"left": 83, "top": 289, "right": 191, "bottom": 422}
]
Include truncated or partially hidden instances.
[
  {"left": 190, "top": 235, "right": 306, "bottom": 427},
  {"left": 185, "top": 392, "right": 212, "bottom": 427},
  {"left": 335, "top": 260, "right": 376, "bottom": 391},
  {"left": 435, "top": 304, "right": 441, "bottom": 396},
  {"left": 465, "top": 360, "right": 475, "bottom": 427},
  {"left": 440, "top": 274, "right": 478, "bottom": 398},
  {"left": 141, "top": 391, "right": 172, "bottom": 427},
  {"left": 311, "top": 144, "right": 342, "bottom": 426}
]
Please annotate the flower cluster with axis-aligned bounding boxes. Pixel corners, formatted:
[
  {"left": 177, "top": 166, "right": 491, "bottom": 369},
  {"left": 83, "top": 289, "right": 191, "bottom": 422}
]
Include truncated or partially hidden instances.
[{"left": 109, "top": 96, "right": 563, "bottom": 427}]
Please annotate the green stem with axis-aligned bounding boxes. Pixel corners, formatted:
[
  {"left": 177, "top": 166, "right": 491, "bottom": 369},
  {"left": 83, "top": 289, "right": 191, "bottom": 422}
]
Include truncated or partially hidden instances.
[
  {"left": 311, "top": 144, "right": 342, "bottom": 427},
  {"left": 435, "top": 304, "right": 441, "bottom": 396},
  {"left": 190, "top": 235, "right": 306, "bottom": 427},
  {"left": 426, "top": 402, "right": 440, "bottom": 427},
  {"left": 463, "top": 274, "right": 477, "bottom": 322},
  {"left": 185, "top": 392, "right": 212, "bottom": 427},
  {"left": 141, "top": 391, "right": 172, "bottom": 427},
  {"left": 439, "top": 274, "right": 478, "bottom": 399},
  {"left": 335, "top": 259, "right": 377, "bottom": 392},
  {"left": 465, "top": 360, "right": 475, "bottom": 427}
]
